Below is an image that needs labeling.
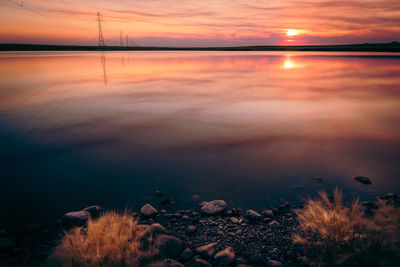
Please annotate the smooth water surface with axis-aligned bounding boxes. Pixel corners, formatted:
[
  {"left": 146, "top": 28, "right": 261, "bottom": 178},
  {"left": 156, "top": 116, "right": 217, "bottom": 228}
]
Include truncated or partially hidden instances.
[{"left": 1, "top": 51, "right": 399, "bottom": 228}]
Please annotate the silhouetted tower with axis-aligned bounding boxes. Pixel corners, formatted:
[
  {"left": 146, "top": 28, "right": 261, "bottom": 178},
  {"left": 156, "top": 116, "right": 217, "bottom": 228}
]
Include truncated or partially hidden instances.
[
  {"left": 126, "top": 35, "right": 129, "bottom": 47},
  {"left": 120, "top": 31, "right": 123, "bottom": 46},
  {"left": 96, "top": 12, "right": 105, "bottom": 47}
]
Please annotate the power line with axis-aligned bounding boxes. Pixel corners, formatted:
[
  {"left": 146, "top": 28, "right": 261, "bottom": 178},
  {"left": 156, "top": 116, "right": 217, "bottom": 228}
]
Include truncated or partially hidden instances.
[{"left": 96, "top": 12, "right": 105, "bottom": 47}]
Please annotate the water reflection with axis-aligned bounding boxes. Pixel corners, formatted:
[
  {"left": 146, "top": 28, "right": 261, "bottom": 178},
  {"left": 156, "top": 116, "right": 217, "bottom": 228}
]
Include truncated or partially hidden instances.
[{"left": 0, "top": 51, "right": 399, "bottom": 227}]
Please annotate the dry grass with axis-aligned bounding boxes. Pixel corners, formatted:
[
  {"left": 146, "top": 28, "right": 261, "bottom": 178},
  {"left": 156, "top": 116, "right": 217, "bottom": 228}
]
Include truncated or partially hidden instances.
[
  {"left": 48, "top": 211, "right": 156, "bottom": 267},
  {"left": 294, "top": 188, "right": 400, "bottom": 265}
]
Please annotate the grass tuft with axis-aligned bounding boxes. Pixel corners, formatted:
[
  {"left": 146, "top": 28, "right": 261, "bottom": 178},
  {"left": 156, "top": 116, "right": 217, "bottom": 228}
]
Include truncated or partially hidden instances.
[
  {"left": 294, "top": 188, "right": 400, "bottom": 265},
  {"left": 48, "top": 211, "right": 156, "bottom": 267}
]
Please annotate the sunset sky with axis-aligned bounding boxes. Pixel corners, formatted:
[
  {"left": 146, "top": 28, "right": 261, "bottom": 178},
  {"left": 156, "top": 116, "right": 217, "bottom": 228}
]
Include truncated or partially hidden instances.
[{"left": 0, "top": 0, "right": 399, "bottom": 47}]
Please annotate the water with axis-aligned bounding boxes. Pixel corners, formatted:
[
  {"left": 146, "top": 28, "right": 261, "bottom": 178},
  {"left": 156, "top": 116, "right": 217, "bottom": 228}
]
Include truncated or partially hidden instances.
[{"left": 1, "top": 51, "right": 399, "bottom": 229}]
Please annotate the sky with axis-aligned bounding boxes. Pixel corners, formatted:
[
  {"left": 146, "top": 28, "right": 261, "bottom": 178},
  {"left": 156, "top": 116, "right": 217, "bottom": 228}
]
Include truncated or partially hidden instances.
[{"left": 0, "top": 0, "right": 399, "bottom": 47}]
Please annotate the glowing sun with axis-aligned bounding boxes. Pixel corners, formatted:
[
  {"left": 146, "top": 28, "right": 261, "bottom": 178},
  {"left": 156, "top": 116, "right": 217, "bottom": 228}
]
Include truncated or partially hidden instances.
[{"left": 286, "top": 29, "right": 299, "bottom": 36}]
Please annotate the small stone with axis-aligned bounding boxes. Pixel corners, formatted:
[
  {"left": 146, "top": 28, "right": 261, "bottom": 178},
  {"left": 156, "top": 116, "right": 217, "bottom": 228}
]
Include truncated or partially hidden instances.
[
  {"left": 192, "top": 194, "right": 200, "bottom": 200},
  {"left": 230, "top": 217, "right": 239, "bottom": 223},
  {"left": 267, "top": 260, "right": 282, "bottom": 266},
  {"left": 155, "top": 235, "right": 184, "bottom": 258},
  {"left": 162, "top": 259, "right": 184, "bottom": 267},
  {"left": 214, "top": 246, "right": 235, "bottom": 266},
  {"left": 268, "top": 220, "right": 280, "bottom": 228},
  {"left": 195, "top": 242, "right": 218, "bottom": 258},
  {"left": 60, "top": 210, "right": 91, "bottom": 227},
  {"left": 353, "top": 176, "right": 372, "bottom": 184},
  {"left": 201, "top": 200, "right": 227, "bottom": 215},
  {"left": 180, "top": 247, "right": 193, "bottom": 261},
  {"left": 235, "top": 229, "right": 242, "bottom": 235},
  {"left": 245, "top": 209, "right": 261, "bottom": 220},
  {"left": 193, "top": 258, "right": 211, "bottom": 267},
  {"left": 140, "top": 204, "right": 158, "bottom": 217},
  {"left": 187, "top": 225, "right": 197, "bottom": 234},
  {"left": 83, "top": 206, "right": 104, "bottom": 217},
  {"left": 262, "top": 210, "right": 274, "bottom": 217},
  {"left": 150, "top": 223, "right": 167, "bottom": 234}
]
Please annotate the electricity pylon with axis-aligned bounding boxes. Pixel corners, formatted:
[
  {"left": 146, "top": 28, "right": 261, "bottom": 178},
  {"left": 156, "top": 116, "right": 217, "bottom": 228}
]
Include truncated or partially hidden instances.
[
  {"left": 96, "top": 12, "right": 105, "bottom": 47},
  {"left": 126, "top": 35, "right": 129, "bottom": 47},
  {"left": 120, "top": 31, "right": 123, "bottom": 46}
]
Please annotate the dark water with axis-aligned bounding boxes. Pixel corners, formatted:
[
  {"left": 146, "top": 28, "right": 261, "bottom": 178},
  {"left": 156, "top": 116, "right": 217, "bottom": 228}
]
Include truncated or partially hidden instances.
[{"left": 1, "top": 51, "right": 399, "bottom": 229}]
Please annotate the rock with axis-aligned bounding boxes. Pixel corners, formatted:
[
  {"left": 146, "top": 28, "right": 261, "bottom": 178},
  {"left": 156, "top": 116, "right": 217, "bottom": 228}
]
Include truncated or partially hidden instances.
[
  {"left": 0, "top": 237, "right": 14, "bottom": 249},
  {"left": 162, "top": 259, "right": 184, "bottom": 267},
  {"left": 201, "top": 200, "right": 227, "bottom": 215},
  {"left": 180, "top": 247, "right": 193, "bottom": 261},
  {"left": 245, "top": 209, "right": 261, "bottom": 220},
  {"left": 214, "top": 246, "right": 235, "bottom": 266},
  {"left": 192, "top": 194, "right": 200, "bottom": 200},
  {"left": 229, "top": 217, "right": 239, "bottom": 223},
  {"left": 60, "top": 210, "right": 91, "bottom": 227},
  {"left": 150, "top": 223, "right": 167, "bottom": 234},
  {"left": 268, "top": 220, "right": 280, "bottom": 228},
  {"left": 262, "top": 209, "right": 274, "bottom": 217},
  {"left": 83, "top": 206, "right": 104, "bottom": 217},
  {"left": 140, "top": 204, "right": 158, "bottom": 217},
  {"left": 155, "top": 235, "right": 184, "bottom": 258},
  {"left": 353, "top": 176, "right": 372, "bottom": 184},
  {"left": 195, "top": 242, "right": 218, "bottom": 258},
  {"left": 192, "top": 258, "right": 211, "bottom": 267},
  {"left": 180, "top": 247, "right": 193, "bottom": 260},
  {"left": 155, "top": 190, "right": 165, "bottom": 196},
  {"left": 267, "top": 260, "right": 282, "bottom": 266},
  {"left": 187, "top": 225, "right": 197, "bottom": 234}
]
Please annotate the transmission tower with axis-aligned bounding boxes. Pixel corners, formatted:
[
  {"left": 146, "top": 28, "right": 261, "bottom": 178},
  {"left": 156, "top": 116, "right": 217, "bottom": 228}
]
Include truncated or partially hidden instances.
[
  {"left": 126, "top": 35, "right": 129, "bottom": 47},
  {"left": 96, "top": 12, "right": 105, "bottom": 47},
  {"left": 120, "top": 31, "right": 123, "bottom": 46}
]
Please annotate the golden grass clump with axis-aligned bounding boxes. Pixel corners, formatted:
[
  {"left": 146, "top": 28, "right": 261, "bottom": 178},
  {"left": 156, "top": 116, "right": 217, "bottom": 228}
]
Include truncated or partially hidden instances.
[
  {"left": 49, "top": 211, "right": 155, "bottom": 267},
  {"left": 294, "top": 188, "right": 400, "bottom": 265}
]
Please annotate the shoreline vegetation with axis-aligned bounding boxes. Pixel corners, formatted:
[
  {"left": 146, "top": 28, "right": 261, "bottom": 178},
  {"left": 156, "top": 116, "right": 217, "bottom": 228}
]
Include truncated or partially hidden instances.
[
  {"left": 0, "top": 189, "right": 399, "bottom": 266},
  {"left": 0, "top": 42, "right": 400, "bottom": 52}
]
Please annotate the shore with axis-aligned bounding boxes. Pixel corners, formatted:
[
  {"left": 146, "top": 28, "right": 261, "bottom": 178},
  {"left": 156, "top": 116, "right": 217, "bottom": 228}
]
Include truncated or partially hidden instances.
[
  {"left": 1, "top": 42, "right": 400, "bottom": 52},
  {"left": 1, "top": 190, "right": 399, "bottom": 267}
]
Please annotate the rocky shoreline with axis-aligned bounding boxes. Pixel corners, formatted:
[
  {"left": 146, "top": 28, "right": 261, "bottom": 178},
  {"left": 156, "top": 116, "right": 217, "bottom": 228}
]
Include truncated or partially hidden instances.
[{"left": 1, "top": 192, "right": 398, "bottom": 267}]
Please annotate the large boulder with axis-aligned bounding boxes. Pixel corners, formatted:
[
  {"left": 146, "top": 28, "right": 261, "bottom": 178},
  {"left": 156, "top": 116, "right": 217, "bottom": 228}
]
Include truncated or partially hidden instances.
[
  {"left": 195, "top": 242, "right": 218, "bottom": 258},
  {"left": 60, "top": 210, "right": 90, "bottom": 228},
  {"left": 155, "top": 235, "right": 184, "bottom": 258},
  {"left": 201, "top": 200, "right": 227, "bottom": 215},
  {"left": 141, "top": 204, "right": 158, "bottom": 217},
  {"left": 214, "top": 246, "right": 235, "bottom": 266}
]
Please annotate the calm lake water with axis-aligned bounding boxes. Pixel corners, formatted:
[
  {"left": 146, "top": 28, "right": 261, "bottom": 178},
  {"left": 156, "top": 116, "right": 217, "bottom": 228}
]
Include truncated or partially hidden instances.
[{"left": 1, "top": 51, "right": 400, "bottom": 228}]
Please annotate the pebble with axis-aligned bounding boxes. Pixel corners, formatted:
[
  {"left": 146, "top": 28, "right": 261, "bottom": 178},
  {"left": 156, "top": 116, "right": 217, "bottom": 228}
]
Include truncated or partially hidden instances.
[
  {"left": 195, "top": 242, "right": 218, "bottom": 258},
  {"left": 201, "top": 200, "right": 227, "bottom": 215},
  {"left": 214, "top": 246, "right": 235, "bottom": 266},
  {"left": 353, "top": 176, "right": 372, "bottom": 184},
  {"left": 245, "top": 209, "right": 261, "bottom": 220},
  {"left": 140, "top": 204, "right": 158, "bottom": 217}
]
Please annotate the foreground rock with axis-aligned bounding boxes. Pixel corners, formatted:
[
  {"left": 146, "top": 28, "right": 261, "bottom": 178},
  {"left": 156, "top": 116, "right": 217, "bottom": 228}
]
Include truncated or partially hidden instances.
[
  {"left": 60, "top": 210, "right": 90, "bottom": 227},
  {"left": 214, "top": 246, "right": 235, "bottom": 266},
  {"left": 245, "top": 209, "right": 261, "bottom": 220},
  {"left": 83, "top": 206, "right": 104, "bottom": 218},
  {"left": 201, "top": 200, "right": 227, "bottom": 215},
  {"left": 155, "top": 235, "right": 184, "bottom": 258},
  {"left": 196, "top": 242, "right": 218, "bottom": 258},
  {"left": 141, "top": 204, "right": 158, "bottom": 217}
]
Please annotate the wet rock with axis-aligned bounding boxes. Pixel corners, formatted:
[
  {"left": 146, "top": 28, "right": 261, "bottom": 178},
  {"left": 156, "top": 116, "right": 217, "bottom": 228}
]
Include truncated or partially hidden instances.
[
  {"left": 268, "top": 220, "right": 280, "bottom": 228},
  {"left": 0, "top": 237, "right": 14, "bottom": 249},
  {"left": 201, "top": 200, "right": 227, "bottom": 215},
  {"left": 140, "top": 204, "right": 158, "bottom": 217},
  {"left": 83, "top": 206, "right": 104, "bottom": 218},
  {"left": 353, "top": 176, "right": 372, "bottom": 184},
  {"left": 195, "top": 242, "right": 218, "bottom": 258},
  {"left": 150, "top": 223, "right": 167, "bottom": 234},
  {"left": 162, "top": 258, "right": 184, "bottom": 267},
  {"left": 155, "top": 235, "right": 184, "bottom": 258},
  {"left": 187, "top": 225, "right": 197, "bottom": 234},
  {"left": 60, "top": 210, "right": 90, "bottom": 227},
  {"left": 214, "top": 246, "right": 235, "bottom": 266},
  {"left": 245, "top": 209, "right": 261, "bottom": 220},
  {"left": 180, "top": 247, "right": 193, "bottom": 261},
  {"left": 267, "top": 260, "right": 282, "bottom": 266}
]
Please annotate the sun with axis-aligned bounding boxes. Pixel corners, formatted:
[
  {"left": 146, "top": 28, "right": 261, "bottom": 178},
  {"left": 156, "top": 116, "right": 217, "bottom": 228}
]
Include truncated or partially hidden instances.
[{"left": 286, "top": 29, "right": 299, "bottom": 36}]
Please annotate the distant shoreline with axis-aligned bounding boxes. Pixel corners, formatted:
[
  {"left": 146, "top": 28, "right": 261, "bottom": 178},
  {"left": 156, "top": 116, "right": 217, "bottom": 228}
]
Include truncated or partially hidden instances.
[{"left": 1, "top": 42, "right": 400, "bottom": 52}]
